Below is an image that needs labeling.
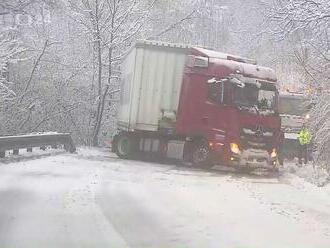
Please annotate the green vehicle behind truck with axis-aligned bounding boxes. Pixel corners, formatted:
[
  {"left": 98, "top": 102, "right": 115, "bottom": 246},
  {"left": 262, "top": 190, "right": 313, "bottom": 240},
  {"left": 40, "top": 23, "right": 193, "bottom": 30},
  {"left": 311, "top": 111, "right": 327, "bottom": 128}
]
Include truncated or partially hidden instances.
[{"left": 279, "top": 93, "right": 310, "bottom": 162}]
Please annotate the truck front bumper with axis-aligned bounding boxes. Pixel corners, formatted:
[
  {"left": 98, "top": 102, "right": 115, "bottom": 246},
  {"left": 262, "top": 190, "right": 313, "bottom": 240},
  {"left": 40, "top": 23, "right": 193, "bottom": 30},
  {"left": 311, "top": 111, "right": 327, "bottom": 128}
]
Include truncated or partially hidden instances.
[{"left": 228, "top": 148, "right": 278, "bottom": 169}]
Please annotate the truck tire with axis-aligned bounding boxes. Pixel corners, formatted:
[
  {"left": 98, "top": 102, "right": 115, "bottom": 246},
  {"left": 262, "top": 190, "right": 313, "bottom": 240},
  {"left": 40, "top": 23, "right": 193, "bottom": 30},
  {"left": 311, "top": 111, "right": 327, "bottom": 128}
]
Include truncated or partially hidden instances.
[
  {"left": 272, "top": 159, "right": 280, "bottom": 173},
  {"left": 64, "top": 143, "right": 76, "bottom": 153},
  {"left": 113, "top": 133, "right": 135, "bottom": 159},
  {"left": 191, "top": 141, "right": 213, "bottom": 169}
]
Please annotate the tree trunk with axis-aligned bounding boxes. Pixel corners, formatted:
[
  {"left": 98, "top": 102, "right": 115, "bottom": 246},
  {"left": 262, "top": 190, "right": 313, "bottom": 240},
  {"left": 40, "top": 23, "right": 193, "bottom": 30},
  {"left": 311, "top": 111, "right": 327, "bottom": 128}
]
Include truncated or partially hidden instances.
[
  {"left": 91, "top": 0, "right": 117, "bottom": 147},
  {"left": 91, "top": 0, "right": 103, "bottom": 146},
  {"left": 91, "top": 38, "right": 103, "bottom": 146}
]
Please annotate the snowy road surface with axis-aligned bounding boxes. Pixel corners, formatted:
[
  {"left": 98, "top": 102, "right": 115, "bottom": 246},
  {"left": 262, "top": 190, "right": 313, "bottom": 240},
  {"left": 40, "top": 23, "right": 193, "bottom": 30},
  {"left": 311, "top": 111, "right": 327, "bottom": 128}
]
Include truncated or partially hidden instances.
[{"left": 0, "top": 148, "right": 330, "bottom": 248}]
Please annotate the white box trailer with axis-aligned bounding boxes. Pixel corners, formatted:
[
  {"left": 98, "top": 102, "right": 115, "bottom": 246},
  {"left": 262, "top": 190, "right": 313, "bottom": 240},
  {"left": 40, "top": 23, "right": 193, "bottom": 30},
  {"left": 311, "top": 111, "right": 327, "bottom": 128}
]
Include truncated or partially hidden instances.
[{"left": 118, "top": 40, "right": 190, "bottom": 132}]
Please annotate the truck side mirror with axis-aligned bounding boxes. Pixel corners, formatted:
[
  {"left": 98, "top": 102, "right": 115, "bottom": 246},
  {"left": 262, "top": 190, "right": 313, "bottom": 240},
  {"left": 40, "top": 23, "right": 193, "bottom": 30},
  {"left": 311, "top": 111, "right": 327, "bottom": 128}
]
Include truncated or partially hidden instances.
[
  {"left": 208, "top": 78, "right": 229, "bottom": 84},
  {"left": 207, "top": 78, "right": 217, "bottom": 84},
  {"left": 230, "top": 77, "right": 245, "bottom": 88}
]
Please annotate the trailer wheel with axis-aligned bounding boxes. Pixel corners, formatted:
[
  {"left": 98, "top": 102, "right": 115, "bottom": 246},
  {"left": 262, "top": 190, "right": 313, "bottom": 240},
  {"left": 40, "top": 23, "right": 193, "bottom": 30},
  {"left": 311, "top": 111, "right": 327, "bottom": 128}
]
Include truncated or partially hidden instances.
[
  {"left": 191, "top": 141, "right": 213, "bottom": 169},
  {"left": 114, "top": 133, "right": 134, "bottom": 159}
]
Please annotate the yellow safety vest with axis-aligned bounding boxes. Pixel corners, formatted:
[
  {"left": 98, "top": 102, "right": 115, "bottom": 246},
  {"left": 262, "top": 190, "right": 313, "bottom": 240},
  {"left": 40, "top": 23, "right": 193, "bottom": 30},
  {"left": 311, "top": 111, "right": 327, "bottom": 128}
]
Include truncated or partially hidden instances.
[{"left": 298, "top": 128, "right": 312, "bottom": 145}]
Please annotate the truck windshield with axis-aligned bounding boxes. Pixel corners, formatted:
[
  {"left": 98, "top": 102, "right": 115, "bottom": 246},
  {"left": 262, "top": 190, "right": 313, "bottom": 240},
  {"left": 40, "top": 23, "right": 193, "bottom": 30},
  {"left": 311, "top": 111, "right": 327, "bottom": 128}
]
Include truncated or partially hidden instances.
[
  {"left": 278, "top": 96, "right": 306, "bottom": 116},
  {"left": 234, "top": 83, "right": 277, "bottom": 111}
]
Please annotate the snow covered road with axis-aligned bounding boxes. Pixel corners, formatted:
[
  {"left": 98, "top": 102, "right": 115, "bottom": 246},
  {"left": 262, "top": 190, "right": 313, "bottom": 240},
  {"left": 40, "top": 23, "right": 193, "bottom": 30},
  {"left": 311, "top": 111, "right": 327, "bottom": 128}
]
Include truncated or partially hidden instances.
[{"left": 0, "top": 148, "right": 330, "bottom": 248}]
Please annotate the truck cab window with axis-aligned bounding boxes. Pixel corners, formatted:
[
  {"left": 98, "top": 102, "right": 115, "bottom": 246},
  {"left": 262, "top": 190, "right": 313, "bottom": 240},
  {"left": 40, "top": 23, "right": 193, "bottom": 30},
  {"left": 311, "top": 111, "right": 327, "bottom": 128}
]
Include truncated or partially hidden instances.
[
  {"left": 234, "top": 83, "right": 278, "bottom": 112},
  {"left": 208, "top": 82, "right": 222, "bottom": 104}
]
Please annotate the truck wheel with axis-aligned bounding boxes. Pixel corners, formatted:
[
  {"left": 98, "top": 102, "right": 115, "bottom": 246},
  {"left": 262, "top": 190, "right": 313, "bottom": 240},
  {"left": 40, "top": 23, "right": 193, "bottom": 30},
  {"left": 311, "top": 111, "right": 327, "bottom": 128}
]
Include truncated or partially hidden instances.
[
  {"left": 272, "top": 160, "right": 280, "bottom": 173},
  {"left": 279, "top": 157, "right": 284, "bottom": 166},
  {"left": 114, "top": 134, "right": 134, "bottom": 159},
  {"left": 191, "top": 142, "right": 213, "bottom": 169}
]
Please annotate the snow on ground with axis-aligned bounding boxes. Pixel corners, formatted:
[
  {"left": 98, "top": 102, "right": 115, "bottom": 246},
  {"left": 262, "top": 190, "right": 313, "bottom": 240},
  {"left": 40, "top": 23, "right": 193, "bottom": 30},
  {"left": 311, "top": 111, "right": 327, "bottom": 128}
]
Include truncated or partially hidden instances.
[
  {"left": 0, "top": 131, "right": 62, "bottom": 139},
  {"left": 0, "top": 147, "right": 66, "bottom": 163},
  {"left": 283, "top": 161, "right": 330, "bottom": 187},
  {"left": 0, "top": 148, "right": 330, "bottom": 248},
  {"left": 76, "top": 146, "right": 111, "bottom": 157}
]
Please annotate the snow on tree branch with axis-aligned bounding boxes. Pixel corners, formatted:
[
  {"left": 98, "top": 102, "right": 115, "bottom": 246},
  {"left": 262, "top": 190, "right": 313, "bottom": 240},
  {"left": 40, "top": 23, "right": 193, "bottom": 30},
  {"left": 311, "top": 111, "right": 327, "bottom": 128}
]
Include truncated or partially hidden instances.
[{"left": 0, "top": 33, "right": 25, "bottom": 102}]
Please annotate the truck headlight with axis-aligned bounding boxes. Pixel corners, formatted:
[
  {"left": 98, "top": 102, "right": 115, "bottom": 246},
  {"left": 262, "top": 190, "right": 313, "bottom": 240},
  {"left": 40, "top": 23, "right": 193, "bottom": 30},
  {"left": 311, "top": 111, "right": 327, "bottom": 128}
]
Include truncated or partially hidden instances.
[
  {"left": 230, "top": 143, "right": 240, "bottom": 154},
  {"left": 271, "top": 148, "right": 277, "bottom": 158}
]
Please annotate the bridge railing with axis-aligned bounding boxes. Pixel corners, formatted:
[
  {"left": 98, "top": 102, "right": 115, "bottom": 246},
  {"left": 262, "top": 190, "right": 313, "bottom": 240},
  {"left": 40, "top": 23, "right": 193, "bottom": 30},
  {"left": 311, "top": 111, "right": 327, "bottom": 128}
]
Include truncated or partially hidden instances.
[{"left": 0, "top": 133, "right": 76, "bottom": 158}]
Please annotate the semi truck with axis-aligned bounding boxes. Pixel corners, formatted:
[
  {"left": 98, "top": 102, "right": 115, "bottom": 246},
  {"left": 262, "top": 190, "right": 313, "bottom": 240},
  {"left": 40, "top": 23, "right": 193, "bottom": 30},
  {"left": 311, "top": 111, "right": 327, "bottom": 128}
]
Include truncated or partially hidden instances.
[
  {"left": 112, "top": 40, "right": 282, "bottom": 171},
  {"left": 278, "top": 92, "right": 310, "bottom": 161}
]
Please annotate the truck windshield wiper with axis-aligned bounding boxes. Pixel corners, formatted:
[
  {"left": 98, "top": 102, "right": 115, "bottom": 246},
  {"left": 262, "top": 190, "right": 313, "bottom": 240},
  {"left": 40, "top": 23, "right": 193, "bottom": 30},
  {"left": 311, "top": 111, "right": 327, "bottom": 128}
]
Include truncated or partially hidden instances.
[
  {"left": 235, "top": 100, "right": 252, "bottom": 107},
  {"left": 235, "top": 101, "right": 257, "bottom": 109},
  {"left": 235, "top": 102, "right": 261, "bottom": 115}
]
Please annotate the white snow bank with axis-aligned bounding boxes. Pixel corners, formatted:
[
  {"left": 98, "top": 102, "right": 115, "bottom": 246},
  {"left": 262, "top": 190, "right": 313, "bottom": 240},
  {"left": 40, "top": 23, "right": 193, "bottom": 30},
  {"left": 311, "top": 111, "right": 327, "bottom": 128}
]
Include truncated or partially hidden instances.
[
  {"left": 0, "top": 132, "right": 66, "bottom": 139},
  {"left": 0, "top": 147, "right": 65, "bottom": 162},
  {"left": 284, "top": 162, "right": 330, "bottom": 187},
  {"left": 76, "top": 146, "right": 111, "bottom": 157}
]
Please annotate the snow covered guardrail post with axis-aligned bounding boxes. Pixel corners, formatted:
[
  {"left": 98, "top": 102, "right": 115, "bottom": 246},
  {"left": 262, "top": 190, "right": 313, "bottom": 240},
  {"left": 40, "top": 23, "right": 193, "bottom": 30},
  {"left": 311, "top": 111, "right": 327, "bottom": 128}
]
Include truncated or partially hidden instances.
[{"left": 0, "top": 133, "right": 76, "bottom": 158}]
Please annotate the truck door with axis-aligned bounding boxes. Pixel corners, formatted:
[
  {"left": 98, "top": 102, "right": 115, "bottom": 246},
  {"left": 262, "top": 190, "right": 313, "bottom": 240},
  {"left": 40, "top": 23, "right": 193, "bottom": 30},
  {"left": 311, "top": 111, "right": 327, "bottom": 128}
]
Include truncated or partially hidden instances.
[{"left": 204, "top": 79, "right": 229, "bottom": 141}]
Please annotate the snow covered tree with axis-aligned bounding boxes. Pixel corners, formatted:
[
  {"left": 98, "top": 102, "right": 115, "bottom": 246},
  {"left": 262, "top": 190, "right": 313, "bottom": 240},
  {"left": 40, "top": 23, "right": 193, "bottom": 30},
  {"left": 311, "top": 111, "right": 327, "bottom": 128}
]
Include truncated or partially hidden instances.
[
  {"left": 0, "top": 0, "right": 32, "bottom": 102},
  {"left": 266, "top": 0, "right": 330, "bottom": 167},
  {"left": 67, "top": 0, "right": 159, "bottom": 146},
  {"left": 0, "top": 33, "right": 23, "bottom": 102}
]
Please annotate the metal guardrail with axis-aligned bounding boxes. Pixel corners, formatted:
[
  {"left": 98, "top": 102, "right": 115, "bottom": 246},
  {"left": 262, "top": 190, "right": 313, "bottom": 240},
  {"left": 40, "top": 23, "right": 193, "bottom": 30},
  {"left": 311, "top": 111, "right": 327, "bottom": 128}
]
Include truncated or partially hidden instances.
[{"left": 0, "top": 133, "right": 76, "bottom": 158}]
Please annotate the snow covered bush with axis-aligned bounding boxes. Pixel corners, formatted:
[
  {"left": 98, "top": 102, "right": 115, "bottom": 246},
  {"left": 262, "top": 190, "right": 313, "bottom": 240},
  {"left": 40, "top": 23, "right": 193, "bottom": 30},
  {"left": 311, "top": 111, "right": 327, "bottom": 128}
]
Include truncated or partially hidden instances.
[
  {"left": 284, "top": 162, "right": 330, "bottom": 187},
  {"left": 310, "top": 92, "right": 330, "bottom": 172}
]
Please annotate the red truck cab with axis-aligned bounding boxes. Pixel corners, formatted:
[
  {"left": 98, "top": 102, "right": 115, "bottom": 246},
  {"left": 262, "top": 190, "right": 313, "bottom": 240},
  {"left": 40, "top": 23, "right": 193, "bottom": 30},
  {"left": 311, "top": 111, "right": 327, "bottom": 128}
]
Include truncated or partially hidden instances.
[{"left": 176, "top": 48, "right": 281, "bottom": 169}]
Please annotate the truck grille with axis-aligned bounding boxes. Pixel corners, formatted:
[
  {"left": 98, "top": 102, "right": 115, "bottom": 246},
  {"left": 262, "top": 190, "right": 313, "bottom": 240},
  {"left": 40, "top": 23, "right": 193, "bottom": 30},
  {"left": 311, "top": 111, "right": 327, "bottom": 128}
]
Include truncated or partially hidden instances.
[{"left": 240, "top": 126, "right": 274, "bottom": 150}]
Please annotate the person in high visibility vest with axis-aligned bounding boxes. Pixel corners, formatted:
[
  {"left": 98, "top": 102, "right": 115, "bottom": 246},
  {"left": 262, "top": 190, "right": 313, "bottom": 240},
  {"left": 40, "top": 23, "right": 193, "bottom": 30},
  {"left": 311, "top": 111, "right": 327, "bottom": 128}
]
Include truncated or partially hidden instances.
[{"left": 298, "top": 124, "right": 312, "bottom": 165}]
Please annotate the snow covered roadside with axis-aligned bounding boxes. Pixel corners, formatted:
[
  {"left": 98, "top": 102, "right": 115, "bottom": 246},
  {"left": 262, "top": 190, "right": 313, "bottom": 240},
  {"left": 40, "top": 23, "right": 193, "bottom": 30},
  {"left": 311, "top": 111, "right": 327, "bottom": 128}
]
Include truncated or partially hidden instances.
[
  {"left": 0, "top": 147, "right": 66, "bottom": 164},
  {"left": 2, "top": 146, "right": 329, "bottom": 188},
  {"left": 283, "top": 161, "right": 330, "bottom": 187},
  {"left": 0, "top": 146, "right": 109, "bottom": 163},
  {"left": 76, "top": 146, "right": 111, "bottom": 157}
]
